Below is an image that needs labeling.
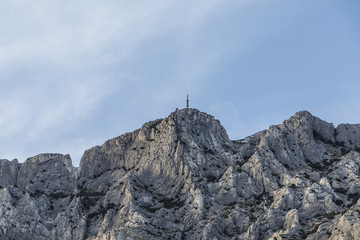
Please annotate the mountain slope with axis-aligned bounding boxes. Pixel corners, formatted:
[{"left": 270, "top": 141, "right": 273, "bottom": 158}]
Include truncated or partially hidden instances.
[{"left": 0, "top": 109, "right": 360, "bottom": 240}]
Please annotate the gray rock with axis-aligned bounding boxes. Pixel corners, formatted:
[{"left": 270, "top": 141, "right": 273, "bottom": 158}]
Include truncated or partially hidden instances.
[
  {"left": 336, "top": 124, "right": 360, "bottom": 149},
  {"left": 0, "top": 108, "right": 360, "bottom": 239},
  {"left": 0, "top": 159, "right": 19, "bottom": 187}
]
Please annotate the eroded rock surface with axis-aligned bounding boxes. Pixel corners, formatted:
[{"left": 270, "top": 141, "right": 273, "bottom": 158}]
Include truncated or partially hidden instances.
[{"left": 0, "top": 109, "right": 360, "bottom": 239}]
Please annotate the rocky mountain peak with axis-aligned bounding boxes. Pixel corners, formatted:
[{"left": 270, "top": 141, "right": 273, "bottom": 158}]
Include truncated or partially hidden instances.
[
  {"left": 1, "top": 109, "right": 360, "bottom": 240},
  {"left": 169, "top": 108, "right": 233, "bottom": 150},
  {"left": 77, "top": 108, "right": 234, "bottom": 200}
]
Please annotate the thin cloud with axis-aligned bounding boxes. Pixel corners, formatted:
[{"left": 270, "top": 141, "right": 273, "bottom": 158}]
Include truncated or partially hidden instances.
[{"left": 0, "top": 0, "right": 233, "bottom": 164}]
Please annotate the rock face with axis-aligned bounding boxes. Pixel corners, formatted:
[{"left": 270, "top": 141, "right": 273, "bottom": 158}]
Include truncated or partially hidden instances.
[{"left": 1, "top": 109, "right": 360, "bottom": 239}]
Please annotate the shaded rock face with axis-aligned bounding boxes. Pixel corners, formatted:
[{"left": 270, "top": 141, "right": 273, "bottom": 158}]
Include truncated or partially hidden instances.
[
  {"left": 0, "top": 159, "right": 19, "bottom": 187},
  {"left": 1, "top": 109, "right": 360, "bottom": 240}
]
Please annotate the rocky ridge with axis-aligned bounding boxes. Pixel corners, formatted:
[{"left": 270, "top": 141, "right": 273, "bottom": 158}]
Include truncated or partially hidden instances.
[{"left": 0, "top": 109, "right": 360, "bottom": 239}]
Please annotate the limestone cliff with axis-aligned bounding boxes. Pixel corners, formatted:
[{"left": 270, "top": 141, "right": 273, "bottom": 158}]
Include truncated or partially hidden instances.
[{"left": 0, "top": 109, "right": 360, "bottom": 240}]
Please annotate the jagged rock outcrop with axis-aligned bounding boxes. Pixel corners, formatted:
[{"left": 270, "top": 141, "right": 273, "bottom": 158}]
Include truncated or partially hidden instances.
[
  {"left": 0, "top": 159, "right": 19, "bottom": 187},
  {"left": 0, "top": 109, "right": 360, "bottom": 239}
]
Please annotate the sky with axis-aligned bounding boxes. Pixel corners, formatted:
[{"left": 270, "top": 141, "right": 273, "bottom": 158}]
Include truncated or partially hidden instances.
[{"left": 1, "top": 0, "right": 360, "bottom": 166}]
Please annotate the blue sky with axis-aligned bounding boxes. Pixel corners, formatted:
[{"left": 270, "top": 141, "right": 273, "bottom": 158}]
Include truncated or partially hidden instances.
[{"left": 1, "top": 0, "right": 360, "bottom": 166}]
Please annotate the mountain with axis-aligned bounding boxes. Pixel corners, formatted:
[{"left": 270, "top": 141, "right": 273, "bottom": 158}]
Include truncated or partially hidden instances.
[{"left": 0, "top": 108, "right": 360, "bottom": 240}]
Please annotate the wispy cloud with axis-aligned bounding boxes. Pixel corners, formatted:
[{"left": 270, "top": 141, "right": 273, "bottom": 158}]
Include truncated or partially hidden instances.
[
  {"left": 2, "top": 0, "right": 358, "bottom": 166},
  {"left": 0, "top": 0, "right": 233, "bottom": 164}
]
